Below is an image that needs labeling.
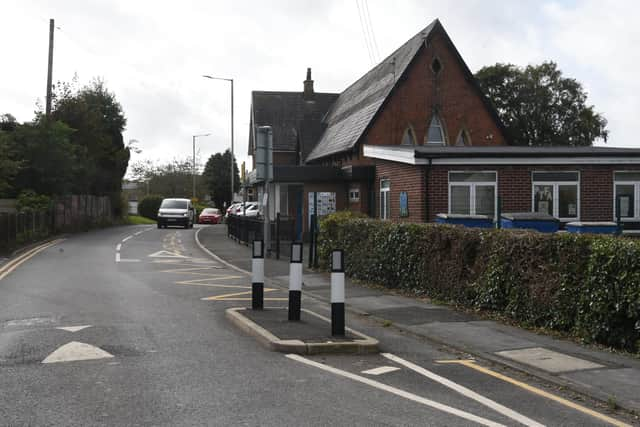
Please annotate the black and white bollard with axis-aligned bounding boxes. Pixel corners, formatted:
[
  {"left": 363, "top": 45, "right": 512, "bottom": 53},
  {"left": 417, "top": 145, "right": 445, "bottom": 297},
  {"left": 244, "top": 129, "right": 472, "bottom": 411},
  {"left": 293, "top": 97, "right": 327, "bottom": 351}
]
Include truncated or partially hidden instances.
[
  {"left": 288, "top": 242, "right": 303, "bottom": 321},
  {"left": 252, "top": 240, "right": 264, "bottom": 310},
  {"left": 331, "top": 249, "right": 345, "bottom": 336}
]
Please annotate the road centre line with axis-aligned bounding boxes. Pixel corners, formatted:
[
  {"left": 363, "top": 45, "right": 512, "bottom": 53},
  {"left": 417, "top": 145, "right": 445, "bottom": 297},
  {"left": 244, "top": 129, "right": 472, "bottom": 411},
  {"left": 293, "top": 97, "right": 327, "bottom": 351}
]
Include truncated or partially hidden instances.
[
  {"left": 437, "top": 359, "right": 631, "bottom": 427},
  {"left": 115, "top": 252, "right": 120, "bottom": 262},
  {"left": 122, "top": 235, "right": 133, "bottom": 242},
  {"left": 0, "top": 239, "right": 64, "bottom": 281},
  {"left": 116, "top": 244, "right": 121, "bottom": 251},
  {"left": 383, "top": 353, "right": 544, "bottom": 427},
  {"left": 286, "top": 354, "right": 506, "bottom": 427}
]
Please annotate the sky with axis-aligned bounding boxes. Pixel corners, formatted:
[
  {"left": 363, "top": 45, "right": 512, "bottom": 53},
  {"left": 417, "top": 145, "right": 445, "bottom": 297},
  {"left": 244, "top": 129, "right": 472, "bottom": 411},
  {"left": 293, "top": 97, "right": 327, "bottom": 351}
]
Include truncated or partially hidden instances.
[{"left": 3, "top": 0, "right": 639, "bottom": 177}]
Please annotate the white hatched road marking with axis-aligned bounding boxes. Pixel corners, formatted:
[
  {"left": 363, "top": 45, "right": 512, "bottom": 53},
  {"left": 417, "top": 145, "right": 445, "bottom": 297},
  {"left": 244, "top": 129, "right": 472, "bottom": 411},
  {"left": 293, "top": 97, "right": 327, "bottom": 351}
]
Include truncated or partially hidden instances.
[
  {"left": 148, "top": 250, "right": 187, "bottom": 258},
  {"left": 56, "top": 325, "right": 92, "bottom": 333},
  {"left": 286, "top": 354, "right": 506, "bottom": 427},
  {"left": 362, "top": 366, "right": 401, "bottom": 376},
  {"left": 382, "top": 353, "right": 544, "bottom": 427}
]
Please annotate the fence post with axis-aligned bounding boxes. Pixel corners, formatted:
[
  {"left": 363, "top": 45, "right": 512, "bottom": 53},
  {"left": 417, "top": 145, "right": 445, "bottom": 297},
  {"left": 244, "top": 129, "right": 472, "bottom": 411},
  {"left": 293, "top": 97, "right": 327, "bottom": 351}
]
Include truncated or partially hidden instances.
[
  {"left": 275, "top": 213, "right": 280, "bottom": 260},
  {"left": 331, "top": 250, "right": 345, "bottom": 336},
  {"left": 252, "top": 240, "right": 264, "bottom": 310},
  {"left": 308, "top": 214, "right": 315, "bottom": 269}
]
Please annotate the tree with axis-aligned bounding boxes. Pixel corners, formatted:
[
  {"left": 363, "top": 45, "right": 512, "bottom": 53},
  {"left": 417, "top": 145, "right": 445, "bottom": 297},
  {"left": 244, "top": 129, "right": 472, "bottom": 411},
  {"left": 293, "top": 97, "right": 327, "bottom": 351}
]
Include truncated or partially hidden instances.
[
  {"left": 2, "top": 119, "right": 77, "bottom": 196},
  {"left": 0, "top": 116, "right": 21, "bottom": 197},
  {"left": 49, "top": 78, "right": 130, "bottom": 196},
  {"left": 128, "top": 157, "right": 205, "bottom": 199},
  {"left": 202, "top": 149, "right": 240, "bottom": 209},
  {"left": 475, "top": 61, "right": 608, "bottom": 147}
]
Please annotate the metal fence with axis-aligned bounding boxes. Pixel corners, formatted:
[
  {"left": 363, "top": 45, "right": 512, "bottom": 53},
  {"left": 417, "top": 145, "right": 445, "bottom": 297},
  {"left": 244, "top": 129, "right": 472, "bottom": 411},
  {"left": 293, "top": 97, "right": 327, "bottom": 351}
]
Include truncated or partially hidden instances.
[
  {"left": 0, "top": 211, "right": 54, "bottom": 254},
  {"left": 0, "top": 195, "right": 113, "bottom": 255},
  {"left": 226, "top": 214, "right": 297, "bottom": 259}
]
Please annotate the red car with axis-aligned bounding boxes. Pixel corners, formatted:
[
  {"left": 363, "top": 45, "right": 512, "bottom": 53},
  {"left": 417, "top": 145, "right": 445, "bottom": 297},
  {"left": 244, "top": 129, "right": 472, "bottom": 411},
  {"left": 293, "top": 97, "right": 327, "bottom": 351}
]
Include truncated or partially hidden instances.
[{"left": 198, "top": 208, "right": 222, "bottom": 224}]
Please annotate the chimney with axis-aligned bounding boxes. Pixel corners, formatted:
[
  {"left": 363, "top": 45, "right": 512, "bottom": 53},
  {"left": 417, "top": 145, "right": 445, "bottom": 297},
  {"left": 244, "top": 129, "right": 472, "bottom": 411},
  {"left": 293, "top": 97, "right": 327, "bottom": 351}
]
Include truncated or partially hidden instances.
[{"left": 303, "top": 67, "right": 314, "bottom": 101}]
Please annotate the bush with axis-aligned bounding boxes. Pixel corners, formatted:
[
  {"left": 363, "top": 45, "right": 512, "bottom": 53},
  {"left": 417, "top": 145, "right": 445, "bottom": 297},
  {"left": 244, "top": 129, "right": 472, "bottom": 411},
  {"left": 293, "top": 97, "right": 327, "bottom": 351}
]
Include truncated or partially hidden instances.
[
  {"left": 16, "top": 190, "right": 51, "bottom": 212},
  {"left": 317, "top": 213, "right": 640, "bottom": 352},
  {"left": 137, "top": 195, "right": 163, "bottom": 220}
]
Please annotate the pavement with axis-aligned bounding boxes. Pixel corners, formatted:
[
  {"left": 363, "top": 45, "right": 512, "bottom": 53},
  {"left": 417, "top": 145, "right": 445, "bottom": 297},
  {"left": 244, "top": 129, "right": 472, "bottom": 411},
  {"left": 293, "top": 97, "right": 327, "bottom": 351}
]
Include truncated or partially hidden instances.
[{"left": 197, "top": 224, "right": 640, "bottom": 416}]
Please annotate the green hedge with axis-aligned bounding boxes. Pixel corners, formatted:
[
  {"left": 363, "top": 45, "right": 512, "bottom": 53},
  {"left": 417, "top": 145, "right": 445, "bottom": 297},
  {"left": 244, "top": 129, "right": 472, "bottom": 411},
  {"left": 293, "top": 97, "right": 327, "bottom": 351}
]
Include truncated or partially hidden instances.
[
  {"left": 137, "top": 195, "right": 163, "bottom": 220},
  {"left": 317, "top": 212, "right": 640, "bottom": 352}
]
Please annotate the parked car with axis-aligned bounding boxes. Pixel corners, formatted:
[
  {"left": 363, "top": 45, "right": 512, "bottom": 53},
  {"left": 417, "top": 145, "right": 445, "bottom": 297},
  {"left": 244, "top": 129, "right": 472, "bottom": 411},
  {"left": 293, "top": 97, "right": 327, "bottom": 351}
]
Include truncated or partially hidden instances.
[
  {"left": 198, "top": 208, "right": 222, "bottom": 224},
  {"left": 157, "top": 198, "right": 195, "bottom": 229},
  {"left": 225, "top": 202, "right": 242, "bottom": 218},
  {"left": 237, "top": 202, "right": 259, "bottom": 217}
]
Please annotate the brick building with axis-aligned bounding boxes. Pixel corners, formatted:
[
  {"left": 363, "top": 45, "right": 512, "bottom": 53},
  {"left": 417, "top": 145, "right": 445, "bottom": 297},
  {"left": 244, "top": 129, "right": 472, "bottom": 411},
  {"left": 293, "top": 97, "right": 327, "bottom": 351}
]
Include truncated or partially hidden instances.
[{"left": 248, "top": 19, "right": 640, "bottom": 235}]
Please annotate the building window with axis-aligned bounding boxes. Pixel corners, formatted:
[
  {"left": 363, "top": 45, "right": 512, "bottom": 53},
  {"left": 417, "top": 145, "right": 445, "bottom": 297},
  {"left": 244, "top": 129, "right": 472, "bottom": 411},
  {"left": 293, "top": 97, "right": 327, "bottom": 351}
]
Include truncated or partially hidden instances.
[
  {"left": 455, "top": 130, "right": 470, "bottom": 146},
  {"left": 380, "top": 179, "right": 390, "bottom": 220},
  {"left": 449, "top": 172, "right": 497, "bottom": 216},
  {"left": 349, "top": 186, "right": 360, "bottom": 203},
  {"left": 426, "top": 114, "right": 445, "bottom": 145},
  {"left": 531, "top": 171, "right": 579, "bottom": 220},
  {"left": 613, "top": 172, "right": 640, "bottom": 220},
  {"left": 431, "top": 57, "right": 442, "bottom": 75},
  {"left": 401, "top": 127, "right": 416, "bottom": 146}
]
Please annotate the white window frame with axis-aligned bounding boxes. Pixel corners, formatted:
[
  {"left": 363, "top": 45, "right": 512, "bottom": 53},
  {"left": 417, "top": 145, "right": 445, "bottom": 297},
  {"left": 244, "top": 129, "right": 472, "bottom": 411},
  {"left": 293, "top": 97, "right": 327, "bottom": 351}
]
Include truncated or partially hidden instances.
[
  {"left": 349, "top": 186, "right": 360, "bottom": 203},
  {"left": 613, "top": 171, "right": 640, "bottom": 221},
  {"left": 448, "top": 171, "right": 497, "bottom": 217},
  {"left": 531, "top": 171, "right": 580, "bottom": 221},
  {"left": 380, "top": 179, "right": 390, "bottom": 220}
]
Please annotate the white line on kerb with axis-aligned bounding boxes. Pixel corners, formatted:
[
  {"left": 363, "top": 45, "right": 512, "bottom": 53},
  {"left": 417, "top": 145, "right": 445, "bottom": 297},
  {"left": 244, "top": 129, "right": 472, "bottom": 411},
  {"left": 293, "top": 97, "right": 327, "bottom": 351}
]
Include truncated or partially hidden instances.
[
  {"left": 286, "top": 354, "right": 506, "bottom": 427},
  {"left": 116, "top": 244, "right": 121, "bottom": 251},
  {"left": 382, "top": 353, "right": 544, "bottom": 427}
]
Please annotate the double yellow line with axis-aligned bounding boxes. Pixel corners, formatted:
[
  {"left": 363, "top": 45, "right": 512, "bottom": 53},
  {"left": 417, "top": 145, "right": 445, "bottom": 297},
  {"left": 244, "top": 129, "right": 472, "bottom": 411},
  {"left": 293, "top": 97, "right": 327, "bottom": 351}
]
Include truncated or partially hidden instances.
[{"left": 0, "top": 239, "right": 64, "bottom": 282}]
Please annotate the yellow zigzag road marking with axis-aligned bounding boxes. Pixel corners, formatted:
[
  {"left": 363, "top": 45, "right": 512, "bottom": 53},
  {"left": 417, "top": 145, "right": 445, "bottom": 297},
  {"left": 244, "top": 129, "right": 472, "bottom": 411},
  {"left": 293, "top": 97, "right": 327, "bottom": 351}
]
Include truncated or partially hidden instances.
[
  {"left": 175, "top": 278, "right": 250, "bottom": 289},
  {"left": 160, "top": 266, "right": 224, "bottom": 275},
  {"left": 436, "top": 359, "right": 631, "bottom": 427}
]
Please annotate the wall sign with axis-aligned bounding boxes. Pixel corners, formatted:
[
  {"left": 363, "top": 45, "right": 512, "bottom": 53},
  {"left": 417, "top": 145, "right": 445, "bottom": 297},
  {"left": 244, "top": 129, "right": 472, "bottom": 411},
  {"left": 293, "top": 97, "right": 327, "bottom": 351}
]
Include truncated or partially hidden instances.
[{"left": 399, "top": 191, "right": 409, "bottom": 217}]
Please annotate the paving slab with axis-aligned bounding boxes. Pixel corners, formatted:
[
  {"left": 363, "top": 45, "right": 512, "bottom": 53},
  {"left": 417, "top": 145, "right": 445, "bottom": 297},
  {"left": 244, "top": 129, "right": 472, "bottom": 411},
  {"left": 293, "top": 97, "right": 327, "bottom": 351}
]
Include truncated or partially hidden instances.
[
  {"left": 563, "top": 368, "right": 640, "bottom": 409},
  {"left": 371, "top": 306, "right": 474, "bottom": 325},
  {"left": 348, "top": 295, "right": 441, "bottom": 311},
  {"left": 495, "top": 347, "right": 605, "bottom": 374},
  {"left": 407, "top": 321, "right": 537, "bottom": 352}
]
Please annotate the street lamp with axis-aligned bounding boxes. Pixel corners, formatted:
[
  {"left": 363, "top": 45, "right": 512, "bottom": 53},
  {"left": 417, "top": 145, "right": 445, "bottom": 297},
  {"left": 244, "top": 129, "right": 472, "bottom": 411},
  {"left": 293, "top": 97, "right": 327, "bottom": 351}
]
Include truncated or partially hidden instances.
[
  {"left": 192, "top": 133, "right": 211, "bottom": 199},
  {"left": 202, "top": 75, "right": 234, "bottom": 206}
]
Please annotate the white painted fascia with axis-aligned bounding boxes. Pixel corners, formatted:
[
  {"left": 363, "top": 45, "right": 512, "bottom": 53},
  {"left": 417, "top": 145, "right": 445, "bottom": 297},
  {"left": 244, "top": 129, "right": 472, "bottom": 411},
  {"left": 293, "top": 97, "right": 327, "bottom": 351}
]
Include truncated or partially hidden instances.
[{"left": 363, "top": 145, "right": 426, "bottom": 165}]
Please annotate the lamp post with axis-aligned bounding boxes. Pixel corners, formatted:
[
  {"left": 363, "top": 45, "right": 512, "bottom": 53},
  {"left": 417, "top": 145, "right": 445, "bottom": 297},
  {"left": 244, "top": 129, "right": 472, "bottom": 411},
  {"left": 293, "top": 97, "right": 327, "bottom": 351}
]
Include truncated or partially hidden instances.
[
  {"left": 192, "top": 133, "right": 211, "bottom": 199},
  {"left": 202, "top": 75, "right": 234, "bottom": 206}
]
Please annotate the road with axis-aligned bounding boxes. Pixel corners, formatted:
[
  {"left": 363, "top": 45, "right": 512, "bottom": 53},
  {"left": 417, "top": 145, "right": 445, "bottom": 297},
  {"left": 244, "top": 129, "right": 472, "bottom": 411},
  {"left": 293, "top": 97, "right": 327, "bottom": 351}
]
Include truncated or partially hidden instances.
[{"left": 0, "top": 225, "right": 632, "bottom": 426}]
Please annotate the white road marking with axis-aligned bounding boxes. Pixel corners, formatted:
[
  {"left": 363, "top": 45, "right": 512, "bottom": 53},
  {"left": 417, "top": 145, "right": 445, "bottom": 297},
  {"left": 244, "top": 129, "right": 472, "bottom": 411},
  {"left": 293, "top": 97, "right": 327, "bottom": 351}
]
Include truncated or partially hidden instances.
[
  {"left": 118, "top": 258, "right": 140, "bottom": 263},
  {"left": 115, "top": 252, "right": 120, "bottom": 262},
  {"left": 361, "top": 366, "right": 401, "bottom": 376},
  {"left": 286, "top": 354, "right": 506, "bottom": 427},
  {"left": 42, "top": 341, "right": 114, "bottom": 363},
  {"left": 148, "top": 250, "right": 187, "bottom": 258},
  {"left": 56, "top": 325, "right": 92, "bottom": 333},
  {"left": 122, "top": 235, "right": 133, "bottom": 242},
  {"left": 116, "top": 244, "right": 122, "bottom": 251},
  {"left": 382, "top": 353, "right": 544, "bottom": 427}
]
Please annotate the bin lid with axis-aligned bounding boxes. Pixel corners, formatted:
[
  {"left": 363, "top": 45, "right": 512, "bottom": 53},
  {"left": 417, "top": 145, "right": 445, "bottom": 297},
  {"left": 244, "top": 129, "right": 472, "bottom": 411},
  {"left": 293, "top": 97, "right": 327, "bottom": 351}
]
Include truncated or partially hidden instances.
[
  {"left": 436, "top": 213, "right": 493, "bottom": 220},
  {"left": 565, "top": 221, "right": 618, "bottom": 227},
  {"left": 501, "top": 212, "right": 559, "bottom": 222}
]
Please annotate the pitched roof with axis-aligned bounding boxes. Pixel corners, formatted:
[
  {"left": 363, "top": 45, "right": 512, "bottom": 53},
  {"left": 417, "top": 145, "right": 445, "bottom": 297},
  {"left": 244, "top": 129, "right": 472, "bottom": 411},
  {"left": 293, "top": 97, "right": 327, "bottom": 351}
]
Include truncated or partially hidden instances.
[
  {"left": 249, "top": 91, "right": 339, "bottom": 160},
  {"left": 306, "top": 20, "right": 438, "bottom": 162}
]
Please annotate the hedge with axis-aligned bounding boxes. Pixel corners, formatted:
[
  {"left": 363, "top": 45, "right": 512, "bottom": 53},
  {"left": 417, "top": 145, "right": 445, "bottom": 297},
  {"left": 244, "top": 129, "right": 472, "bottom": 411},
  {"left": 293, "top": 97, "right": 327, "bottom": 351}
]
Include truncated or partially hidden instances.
[
  {"left": 317, "top": 211, "right": 640, "bottom": 352},
  {"left": 137, "top": 195, "right": 163, "bottom": 220}
]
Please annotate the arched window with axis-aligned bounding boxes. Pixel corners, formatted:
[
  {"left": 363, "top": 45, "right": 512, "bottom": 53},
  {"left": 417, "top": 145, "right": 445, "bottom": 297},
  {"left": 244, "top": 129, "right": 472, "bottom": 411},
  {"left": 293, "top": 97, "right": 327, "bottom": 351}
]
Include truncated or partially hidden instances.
[
  {"left": 455, "top": 129, "right": 471, "bottom": 146},
  {"left": 401, "top": 127, "right": 416, "bottom": 146},
  {"left": 426, "top": 114, "right": 445, "bottom": 145}
]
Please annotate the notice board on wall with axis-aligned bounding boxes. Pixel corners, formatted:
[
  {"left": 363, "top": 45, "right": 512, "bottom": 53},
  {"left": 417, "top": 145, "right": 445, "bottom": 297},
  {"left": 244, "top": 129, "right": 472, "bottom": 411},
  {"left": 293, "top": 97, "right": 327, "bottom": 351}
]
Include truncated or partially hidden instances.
[{"left": 308, "top": 192, "right": 336, "bottom": 227}]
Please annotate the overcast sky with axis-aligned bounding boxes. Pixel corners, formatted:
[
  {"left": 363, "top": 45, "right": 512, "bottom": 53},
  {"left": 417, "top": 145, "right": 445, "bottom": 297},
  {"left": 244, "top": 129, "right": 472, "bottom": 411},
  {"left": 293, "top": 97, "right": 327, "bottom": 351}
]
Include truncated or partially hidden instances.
[{"left": 3, "top": 0, "right": 639, "bottom": 177}]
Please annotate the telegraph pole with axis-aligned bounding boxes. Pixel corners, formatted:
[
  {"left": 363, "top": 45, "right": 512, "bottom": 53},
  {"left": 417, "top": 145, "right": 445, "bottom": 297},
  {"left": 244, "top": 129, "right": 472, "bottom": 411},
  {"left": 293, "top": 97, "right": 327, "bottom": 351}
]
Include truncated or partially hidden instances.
[{"left": 45, "top": 19, "right": 55, "bottom": 119}]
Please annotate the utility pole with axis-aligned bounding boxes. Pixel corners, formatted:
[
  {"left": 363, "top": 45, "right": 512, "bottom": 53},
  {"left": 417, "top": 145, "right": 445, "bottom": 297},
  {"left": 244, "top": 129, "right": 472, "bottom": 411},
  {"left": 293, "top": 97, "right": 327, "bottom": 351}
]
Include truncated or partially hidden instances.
[
  {"left": 192, "top": 133, "right": 211, "bottom": 199},
  {"left": 45, "top": 18, "right": 55, "bottom": 119},
  {"left": 230, "top": 79, "right": 234, "bottom": 204}
]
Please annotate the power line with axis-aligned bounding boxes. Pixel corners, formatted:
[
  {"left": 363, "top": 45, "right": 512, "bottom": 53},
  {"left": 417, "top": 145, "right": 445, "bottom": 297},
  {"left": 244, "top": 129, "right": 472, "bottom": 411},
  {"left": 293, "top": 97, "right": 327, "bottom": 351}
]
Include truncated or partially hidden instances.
[
  {"left": 355, "top": 0, "right": 375, "bottom": 65},
  {"left": 362, "top": 0, "right": 380, "bottom": 60}
]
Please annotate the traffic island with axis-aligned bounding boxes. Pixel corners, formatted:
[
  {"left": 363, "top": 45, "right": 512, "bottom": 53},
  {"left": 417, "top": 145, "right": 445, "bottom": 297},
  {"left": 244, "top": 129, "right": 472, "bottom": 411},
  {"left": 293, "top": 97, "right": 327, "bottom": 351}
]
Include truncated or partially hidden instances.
[{"left": 226, "top": 307, "right": 379, "bottom": 355}]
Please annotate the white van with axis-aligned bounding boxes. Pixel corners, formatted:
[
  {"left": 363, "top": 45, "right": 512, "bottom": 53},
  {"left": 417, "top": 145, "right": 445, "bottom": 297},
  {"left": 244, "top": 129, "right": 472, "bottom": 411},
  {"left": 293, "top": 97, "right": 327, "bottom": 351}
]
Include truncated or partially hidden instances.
[{"left": 157, "top": 198, "right": 195, "bottom": 229}]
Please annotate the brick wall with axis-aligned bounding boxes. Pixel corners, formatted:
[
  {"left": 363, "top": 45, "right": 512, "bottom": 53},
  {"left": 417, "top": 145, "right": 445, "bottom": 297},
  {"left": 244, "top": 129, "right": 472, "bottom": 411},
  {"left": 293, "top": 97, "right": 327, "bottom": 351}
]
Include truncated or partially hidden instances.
[
  {"left": 375, "top": 160, "right": 426, "bottom": 222},
  {"left": 363, "top": 27, "right": 506, "bottom": 149}
]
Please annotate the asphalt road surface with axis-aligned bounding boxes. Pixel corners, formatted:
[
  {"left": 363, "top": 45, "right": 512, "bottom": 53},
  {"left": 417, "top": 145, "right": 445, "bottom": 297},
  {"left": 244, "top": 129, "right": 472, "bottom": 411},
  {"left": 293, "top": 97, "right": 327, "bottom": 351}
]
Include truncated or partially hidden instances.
[{"left": 0, "top": 225, "right": 633, "bottom": 426}]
